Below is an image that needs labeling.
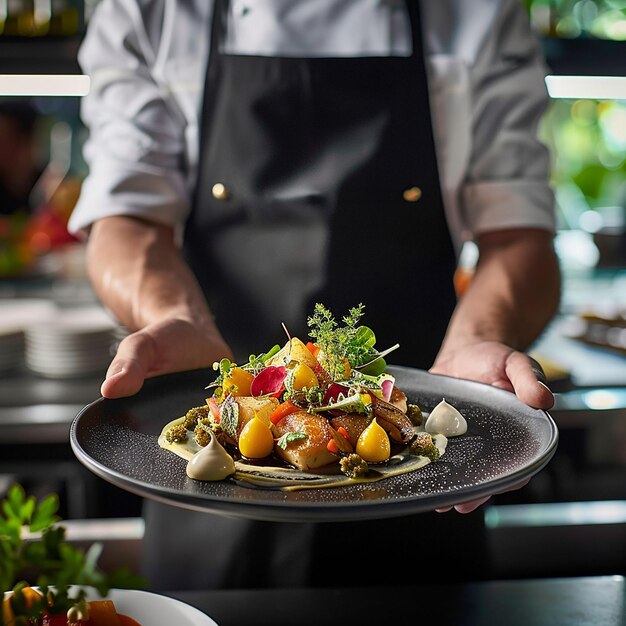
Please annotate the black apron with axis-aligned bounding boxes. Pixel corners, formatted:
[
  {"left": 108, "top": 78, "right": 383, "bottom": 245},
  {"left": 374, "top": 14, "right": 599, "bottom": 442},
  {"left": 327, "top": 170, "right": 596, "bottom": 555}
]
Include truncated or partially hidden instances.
[
  {"left": 143, "top": 0, "right": 488, "bottom": 589},
  {"left": 184, "top": 0, "right": 457, "bottom": 367}
]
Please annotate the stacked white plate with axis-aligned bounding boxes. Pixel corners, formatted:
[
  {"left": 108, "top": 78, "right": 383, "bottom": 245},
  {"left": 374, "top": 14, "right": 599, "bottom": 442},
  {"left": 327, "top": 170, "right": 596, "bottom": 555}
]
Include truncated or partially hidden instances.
[
  {"left": 0, "top": 299, "right": 57, "bottom": 375},
  {"left": 0, "top": 329, "right": 25, "bottom": 374},
  {"left": 25, "top": 306, "right": 117, "bottom": 379}
]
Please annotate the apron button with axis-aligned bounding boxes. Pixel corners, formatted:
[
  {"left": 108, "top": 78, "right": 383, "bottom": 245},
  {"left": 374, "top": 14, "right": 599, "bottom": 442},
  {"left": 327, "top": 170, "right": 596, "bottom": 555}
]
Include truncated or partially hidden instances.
[
  {"left": 212, "top": 183, "right": 230, "bottom": 201},
  {"left": 403, "top": 186, "right": 422, "bottom": 202}
]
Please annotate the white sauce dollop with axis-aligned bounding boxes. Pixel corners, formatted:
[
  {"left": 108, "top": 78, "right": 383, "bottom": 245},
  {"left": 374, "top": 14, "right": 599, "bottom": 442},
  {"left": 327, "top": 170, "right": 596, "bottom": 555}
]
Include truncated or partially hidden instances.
[
  {"left": 424, "top": 399, "right": 467, "bottom": 437},
  {"left": 186, "top": 430, "right": 236, "bottom": 481}
]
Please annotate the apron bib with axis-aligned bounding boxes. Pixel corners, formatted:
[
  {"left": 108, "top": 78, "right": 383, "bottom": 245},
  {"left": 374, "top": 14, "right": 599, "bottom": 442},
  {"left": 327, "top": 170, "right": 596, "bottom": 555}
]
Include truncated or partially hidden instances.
[{"left": 184, "top": 0, "right": 457, "bottom": 368}]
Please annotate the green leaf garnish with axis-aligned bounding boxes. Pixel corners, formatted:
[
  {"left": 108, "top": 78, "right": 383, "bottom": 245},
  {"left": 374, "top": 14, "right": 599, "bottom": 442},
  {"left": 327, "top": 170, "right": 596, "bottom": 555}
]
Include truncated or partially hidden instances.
[
  {"left": 309, "top": 390, "right": 372, "bottom": 415},
  {"left": 276, "top": 432, "right": 308, "bottom": 449},
  {"left": 219, "top": 396, "right": 239, "bottom": 441}
]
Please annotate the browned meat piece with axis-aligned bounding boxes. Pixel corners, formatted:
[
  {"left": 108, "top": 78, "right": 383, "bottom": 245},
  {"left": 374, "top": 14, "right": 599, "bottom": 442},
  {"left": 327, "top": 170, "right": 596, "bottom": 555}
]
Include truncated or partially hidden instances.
[
  {"left": 272, "top": 410, "right": 337, "bottom": 470},
  {"left": 331, "top": 413, "right": 370, "bottom": 447},
  {"left": 371, "top": 396, "right": 414, "bottom": 443},
  {"left": 389, "top": 386, "right": 408, "bottom": 413}
]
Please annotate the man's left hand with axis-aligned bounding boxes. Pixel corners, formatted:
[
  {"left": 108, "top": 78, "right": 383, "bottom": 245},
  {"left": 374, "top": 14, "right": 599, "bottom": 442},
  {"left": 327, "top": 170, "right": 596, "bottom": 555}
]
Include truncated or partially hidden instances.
[{"left": 428, "top": 340, "right": 553, "bottom": 513}]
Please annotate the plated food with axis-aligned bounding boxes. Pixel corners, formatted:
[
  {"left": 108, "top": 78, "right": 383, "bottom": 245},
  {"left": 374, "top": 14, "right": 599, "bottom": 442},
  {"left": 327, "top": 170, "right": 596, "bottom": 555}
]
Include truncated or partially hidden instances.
[
  {"left": 158, "top": 303, "right": 467, "bottom": 490},
  {"left": 71, "top": 363, "right": 558, "bottom": 521}
]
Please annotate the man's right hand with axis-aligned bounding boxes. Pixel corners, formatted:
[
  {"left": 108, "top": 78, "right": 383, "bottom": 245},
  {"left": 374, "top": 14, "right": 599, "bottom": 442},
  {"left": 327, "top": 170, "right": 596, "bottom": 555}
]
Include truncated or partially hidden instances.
[
  {"left": 102, "top": 317, "right": 234, "bottom": 399},
  {"left": 84, "top": 216, "right": 234, "bottom": 399}
]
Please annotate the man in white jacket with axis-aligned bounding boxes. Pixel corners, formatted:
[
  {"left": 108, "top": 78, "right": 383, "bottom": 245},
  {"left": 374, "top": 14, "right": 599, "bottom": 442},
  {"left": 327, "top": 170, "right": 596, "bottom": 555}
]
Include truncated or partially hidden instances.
[{"left": 70, "top": 0, "right": 560, "bottom": 588}]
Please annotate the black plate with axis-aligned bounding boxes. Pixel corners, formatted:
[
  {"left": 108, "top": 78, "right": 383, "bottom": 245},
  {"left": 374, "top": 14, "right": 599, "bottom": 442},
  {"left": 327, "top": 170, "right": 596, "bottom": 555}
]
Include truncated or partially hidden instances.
[{"left": 70, "top": 366, "right": 558, "bottom": 523}]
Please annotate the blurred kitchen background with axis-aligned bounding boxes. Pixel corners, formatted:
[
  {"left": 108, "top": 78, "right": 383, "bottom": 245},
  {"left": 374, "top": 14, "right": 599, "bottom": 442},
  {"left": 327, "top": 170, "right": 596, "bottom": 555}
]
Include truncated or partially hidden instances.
[{"left": 0, "top": 0, "right": 625, "bottom": 581}]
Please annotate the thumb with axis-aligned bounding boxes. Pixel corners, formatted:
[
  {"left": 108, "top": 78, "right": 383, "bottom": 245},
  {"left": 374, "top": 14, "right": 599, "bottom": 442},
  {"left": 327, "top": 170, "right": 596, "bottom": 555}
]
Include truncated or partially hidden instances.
[
  {"left": 101, "top": 332, "right": 156, "bottom": 398},
  {"left": 505, "top": 352, "right": 554, "bottom": 410}
]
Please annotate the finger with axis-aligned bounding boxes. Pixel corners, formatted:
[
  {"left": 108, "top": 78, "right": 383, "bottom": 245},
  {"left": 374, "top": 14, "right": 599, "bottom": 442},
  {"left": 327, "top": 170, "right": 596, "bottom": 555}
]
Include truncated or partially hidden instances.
[
  {"left": 505, "top": 352, "right": 554, "bottom": 409},
  {"left": 101, "top": 358, "right": 146, "bottom": 398},
  {"left": 435, "top": 495, "right": 491, "bottom": 514},
  {"left": 435, "top": 476, "right": 531, "bottom": 514},
  {"left": 100, "top": 333, "right": 155, "bottom": 398},
  {"left": 452, "top": 496, "right": 491, "bottom": 513}
]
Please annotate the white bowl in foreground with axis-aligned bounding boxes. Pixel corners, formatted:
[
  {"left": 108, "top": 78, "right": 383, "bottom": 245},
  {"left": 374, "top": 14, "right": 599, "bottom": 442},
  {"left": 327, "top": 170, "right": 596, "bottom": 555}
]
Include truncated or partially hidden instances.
[{"left": 4, "top": 589, "right": 218, "bottom": 626}]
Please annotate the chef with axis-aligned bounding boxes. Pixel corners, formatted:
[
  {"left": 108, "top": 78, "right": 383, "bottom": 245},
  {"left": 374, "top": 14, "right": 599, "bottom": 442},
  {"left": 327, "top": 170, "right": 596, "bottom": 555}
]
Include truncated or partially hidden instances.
[{"left": 69, "top": 0, "right": 560, "bottom": 588}]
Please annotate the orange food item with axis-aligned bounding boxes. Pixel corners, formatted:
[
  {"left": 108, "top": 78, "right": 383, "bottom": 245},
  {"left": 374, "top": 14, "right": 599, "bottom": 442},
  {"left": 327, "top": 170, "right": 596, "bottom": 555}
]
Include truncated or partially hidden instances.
[
  {"left": 337, "top": 426, "right": 350, "bottom": 441},
  {"left": 269, "top": 400, "right": 300, "bottom": 425},
  {"left": 3, "top": 593, "right": 15, "bottom": 624},
  {"left": 84, "top": 600, "right": 122, "bottom": 626},
  {"left": 207, "top": 396, "right": 220, "bottom": 421},
  {"left": 3, "top": 587, "right": 44, "bottom": 625},
  {"left": 305, "top": 341, "right": 319, "bottom": 357},
  {"left": 222, "top": 367, "right": 254, "bottom": 397}
]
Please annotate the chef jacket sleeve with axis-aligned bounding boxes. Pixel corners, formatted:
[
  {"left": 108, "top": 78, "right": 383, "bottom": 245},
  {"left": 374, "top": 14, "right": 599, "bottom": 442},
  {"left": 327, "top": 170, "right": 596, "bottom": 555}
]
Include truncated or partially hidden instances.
[
  {"left": 67, "top": 0, "right": 189, "bottom": 237},
  {"left": 460, "top": 0, "right": 556, "bottom": 239}
]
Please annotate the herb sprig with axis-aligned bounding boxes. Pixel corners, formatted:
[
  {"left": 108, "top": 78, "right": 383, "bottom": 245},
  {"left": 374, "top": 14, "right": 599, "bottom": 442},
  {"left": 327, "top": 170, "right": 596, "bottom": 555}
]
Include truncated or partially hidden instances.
[
  {"left": 306, "top": 303, "right": 398, "bottom": 379},
  {"left": 307, "top": 303, "right": 364, "bottom": 379},
  {"left": 0, "top": 483, "right": 146, "bottom": 625}
]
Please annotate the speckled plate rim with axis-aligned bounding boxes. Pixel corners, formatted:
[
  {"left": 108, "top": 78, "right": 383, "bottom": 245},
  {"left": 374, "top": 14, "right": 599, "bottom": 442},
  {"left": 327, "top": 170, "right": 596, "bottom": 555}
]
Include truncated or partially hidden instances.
[{"left": 70, "top": 366, "right": 559, "bottom": 523}]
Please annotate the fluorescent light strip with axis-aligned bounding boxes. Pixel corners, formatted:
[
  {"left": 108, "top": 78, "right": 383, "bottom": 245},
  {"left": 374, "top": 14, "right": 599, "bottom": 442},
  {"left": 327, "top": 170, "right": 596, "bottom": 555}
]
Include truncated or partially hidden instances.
[
  {"left": 0, "top": 74, "right": 90, "bottom": 96},
  {"left": 485, "top": 500, "right": 626, "bottom": 528},
  {"left": 546, "top": 75, "right": 626, "bottom": 100},
  {"left": 22, "top": 518, "right": 145, "bottom": 542}
]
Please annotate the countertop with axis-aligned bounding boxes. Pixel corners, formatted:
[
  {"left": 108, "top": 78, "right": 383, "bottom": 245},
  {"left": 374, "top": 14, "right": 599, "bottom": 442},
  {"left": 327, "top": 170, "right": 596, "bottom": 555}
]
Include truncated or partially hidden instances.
[
  {"left": 168, "top": 576, "right": 626, "bottom": 626},
  {"left": 0, "top": 372, "right": 103, "bottom": 443}
]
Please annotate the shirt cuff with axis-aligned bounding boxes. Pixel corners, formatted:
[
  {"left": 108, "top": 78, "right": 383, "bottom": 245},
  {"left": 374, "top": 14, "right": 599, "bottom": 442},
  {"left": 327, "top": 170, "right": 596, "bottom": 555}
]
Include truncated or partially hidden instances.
[
  {"left": 68, "top": 167, "right": 189, "bottom": 238},
  {"left": 461, "top": 180, "right": 556, "bottom": 238}
]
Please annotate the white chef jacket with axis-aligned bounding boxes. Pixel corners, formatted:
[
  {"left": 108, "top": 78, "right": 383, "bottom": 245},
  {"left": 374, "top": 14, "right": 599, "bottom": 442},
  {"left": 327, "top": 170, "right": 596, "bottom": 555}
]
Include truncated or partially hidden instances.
[{"left": 68, "top": 0, "right": 556, "bottom": 253}]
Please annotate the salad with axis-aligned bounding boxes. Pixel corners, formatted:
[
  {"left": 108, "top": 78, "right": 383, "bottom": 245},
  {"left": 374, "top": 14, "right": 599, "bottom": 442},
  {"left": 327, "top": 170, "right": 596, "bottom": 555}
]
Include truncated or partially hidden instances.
[{"left": 159, "top": 303, "right": 467, "bottom": 489}]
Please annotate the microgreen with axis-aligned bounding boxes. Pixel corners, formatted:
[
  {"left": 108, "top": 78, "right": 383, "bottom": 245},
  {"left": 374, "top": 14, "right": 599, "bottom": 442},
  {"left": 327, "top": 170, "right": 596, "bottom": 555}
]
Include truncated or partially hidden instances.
[
  {"left": 245, "top": 344, "right": 281, "bottom": 375},
  {"left": 207, "top": 346, "right": 282, "bottom": 390}
]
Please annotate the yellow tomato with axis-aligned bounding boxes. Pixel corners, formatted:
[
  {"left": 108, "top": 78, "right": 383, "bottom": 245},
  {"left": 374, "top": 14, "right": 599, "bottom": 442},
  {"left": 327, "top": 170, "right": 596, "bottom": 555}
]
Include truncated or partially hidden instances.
[
  {"left": 222, "top": 367, "right": 254, "bottom": 397},
  {"left": 291, "top": 362, "right": 318, "bottom": 391},
  {"left": 238, "top": 416, "right": 274, "bottom": 459},
  {"left": 356, "top": 418, "right": 390, "bottom": 463}
]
